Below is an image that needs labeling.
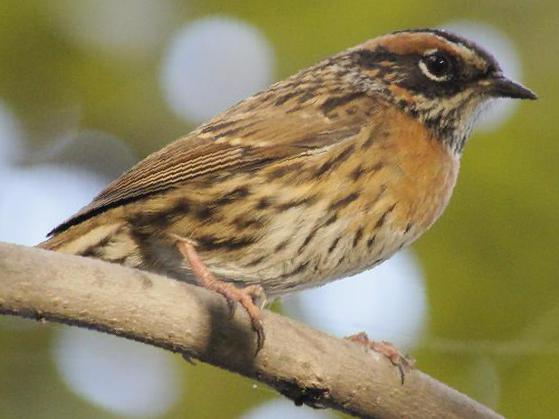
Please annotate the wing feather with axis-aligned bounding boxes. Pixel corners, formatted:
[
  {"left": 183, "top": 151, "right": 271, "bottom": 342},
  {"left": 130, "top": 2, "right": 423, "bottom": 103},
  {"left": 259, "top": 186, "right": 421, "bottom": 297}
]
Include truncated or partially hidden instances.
[{"left": 49, "top": 92, "right": 377, "bottom": 236}]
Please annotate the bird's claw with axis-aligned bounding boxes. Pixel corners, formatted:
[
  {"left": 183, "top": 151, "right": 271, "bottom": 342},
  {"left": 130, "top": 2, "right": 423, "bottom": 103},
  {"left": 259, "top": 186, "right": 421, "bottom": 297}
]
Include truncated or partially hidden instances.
[
  {"left": 346, "top": 332, "right": 415, "bottom": 384},
  {"left": 214, "top": 283, "right": 266, "bottom": 353}
]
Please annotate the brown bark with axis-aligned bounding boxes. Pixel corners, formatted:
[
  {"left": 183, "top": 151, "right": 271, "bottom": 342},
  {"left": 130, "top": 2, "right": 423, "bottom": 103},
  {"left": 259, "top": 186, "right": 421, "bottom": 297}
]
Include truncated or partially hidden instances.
[{"left": 0, "top": 242, "right": 502, "bottom": 419}]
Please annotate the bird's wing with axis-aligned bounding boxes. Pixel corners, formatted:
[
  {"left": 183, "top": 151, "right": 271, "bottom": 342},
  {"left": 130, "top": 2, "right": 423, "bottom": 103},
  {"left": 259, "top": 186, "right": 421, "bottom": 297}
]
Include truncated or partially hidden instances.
[{"left": 49, "top": 91, "right": 377, "bottom": 236}]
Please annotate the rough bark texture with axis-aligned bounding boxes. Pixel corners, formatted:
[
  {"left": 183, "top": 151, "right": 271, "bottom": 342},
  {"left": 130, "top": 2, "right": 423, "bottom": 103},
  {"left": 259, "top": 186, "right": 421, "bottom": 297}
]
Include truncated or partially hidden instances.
[{"left": 0, "top": 241, "right": 502, "bottom": 419}]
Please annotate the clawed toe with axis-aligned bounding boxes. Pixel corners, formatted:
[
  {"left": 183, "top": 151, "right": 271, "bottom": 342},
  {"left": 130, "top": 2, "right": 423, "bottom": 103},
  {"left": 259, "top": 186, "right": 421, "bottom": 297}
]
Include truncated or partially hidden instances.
[
  {"left": 213, "top": 282, "right": 266, "bottom": 352},
  {"left": 346, "top": 332, "right": 415, "bottom": 384},
  {"left": 224, "top": 294, "right": 237, "bottom": 319}
]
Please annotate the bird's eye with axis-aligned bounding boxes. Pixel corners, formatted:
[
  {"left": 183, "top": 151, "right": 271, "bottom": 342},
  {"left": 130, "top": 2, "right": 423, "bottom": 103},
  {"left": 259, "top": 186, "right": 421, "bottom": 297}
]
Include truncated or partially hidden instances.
[{"left": 419, "top": 52, "right": 453, "bottom": 82}]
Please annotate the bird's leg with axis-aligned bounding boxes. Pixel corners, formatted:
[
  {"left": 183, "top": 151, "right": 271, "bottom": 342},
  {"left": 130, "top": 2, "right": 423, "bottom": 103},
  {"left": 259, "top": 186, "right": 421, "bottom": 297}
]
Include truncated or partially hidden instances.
[
  {"left": 174, "top": 237, "right": 266, "bottom": 352},
  {"left": 346, "top": 332, "right": 415, "bottom": 384}
]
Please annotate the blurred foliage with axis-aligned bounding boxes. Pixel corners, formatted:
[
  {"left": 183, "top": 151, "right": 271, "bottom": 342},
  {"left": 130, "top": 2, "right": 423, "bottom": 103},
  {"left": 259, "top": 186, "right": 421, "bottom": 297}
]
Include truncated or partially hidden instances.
[{"left": 0, "top": 0, "right": 558, "bottom": 418}]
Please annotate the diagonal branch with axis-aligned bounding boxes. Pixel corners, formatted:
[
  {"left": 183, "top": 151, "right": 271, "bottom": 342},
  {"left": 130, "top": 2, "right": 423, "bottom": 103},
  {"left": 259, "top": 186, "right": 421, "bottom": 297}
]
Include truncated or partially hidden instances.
[{"left": 0, "top": 241, "right": 501, "bottom": 419}]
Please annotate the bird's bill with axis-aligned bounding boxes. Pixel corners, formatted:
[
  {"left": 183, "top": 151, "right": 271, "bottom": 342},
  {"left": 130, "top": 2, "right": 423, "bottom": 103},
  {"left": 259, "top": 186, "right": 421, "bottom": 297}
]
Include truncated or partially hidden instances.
[{"left": 482, "top": 76, "right": 537, "bottom": 100}]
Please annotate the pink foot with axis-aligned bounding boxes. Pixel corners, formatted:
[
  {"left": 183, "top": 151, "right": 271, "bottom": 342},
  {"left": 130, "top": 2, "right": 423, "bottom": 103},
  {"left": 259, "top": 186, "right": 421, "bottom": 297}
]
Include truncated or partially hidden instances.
[{"left": 346, "top": 332, "right": 415, "bottom": 384}]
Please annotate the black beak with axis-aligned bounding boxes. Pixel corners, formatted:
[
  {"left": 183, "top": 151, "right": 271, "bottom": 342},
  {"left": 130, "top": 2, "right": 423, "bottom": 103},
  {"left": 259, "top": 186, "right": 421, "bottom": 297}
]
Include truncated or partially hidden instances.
[{"left": 485, "top": 76, "right": 537, "bottom": 100}]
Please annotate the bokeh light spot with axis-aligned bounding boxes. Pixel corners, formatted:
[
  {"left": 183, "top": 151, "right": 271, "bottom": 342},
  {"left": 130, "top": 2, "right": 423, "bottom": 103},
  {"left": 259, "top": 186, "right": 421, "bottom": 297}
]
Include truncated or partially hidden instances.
[
  {"left": 48, "top": 0, "right": 178, "bottom": 57},
  {"left": 52, "top": 327, "right": 183, "bottom": 418},
  {"left": 282, "top": 251, "right": 427, "bottom": 350},
  {"left": 160, "top": 16, "right": 274, "bottom": 123},
  {"left": 0, "top": 165, "right": 106, "bottom": 245},
  {"left": 0, "top": 129, "right": 136, "bottom": 246},
  {"left": 242, "top": 398, "right": 332, "bottom": 419},
  {"left": 44, "top": 129, "right": 137, "bottom": 179}
]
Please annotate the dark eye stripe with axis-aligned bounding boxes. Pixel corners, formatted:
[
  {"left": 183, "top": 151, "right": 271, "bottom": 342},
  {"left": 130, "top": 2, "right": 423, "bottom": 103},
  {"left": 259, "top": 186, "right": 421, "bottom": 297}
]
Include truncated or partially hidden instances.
[{"left": 350, "top": 47, "right": 486, "bottom": 99}]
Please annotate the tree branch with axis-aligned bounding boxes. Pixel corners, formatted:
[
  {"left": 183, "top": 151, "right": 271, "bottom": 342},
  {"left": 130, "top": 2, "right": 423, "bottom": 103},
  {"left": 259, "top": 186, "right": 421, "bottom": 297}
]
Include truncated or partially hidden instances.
[{"left": 0, "top": 241, "right": 501, "bottom": 419}]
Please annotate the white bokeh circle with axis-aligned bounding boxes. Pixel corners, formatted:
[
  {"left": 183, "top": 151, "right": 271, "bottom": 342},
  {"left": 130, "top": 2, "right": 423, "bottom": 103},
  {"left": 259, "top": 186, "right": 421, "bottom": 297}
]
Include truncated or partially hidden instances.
[
  {"left": 0, "top": 129, "right": 137, "bottom": 246},
  {"left": 282, "top": 251, "right": 427, "bottom": 349},
  {"left": 442, "top": 21, "right": 523, "bottom": 132},
  {"left": 242, "top": 398, "right": 331, "bottom": 419},
  {"left": 52, "top": 327, "right": 183, "bottom": 418},
  {"left": 0, "top": 165, "right": 106, "bottom": 246},
  {"left": 44, "top": 129, "right": 137, "bottom": 179},
  {"left": 48, "top": 0, "right": 177, "bottom": 56},
  {"left": 160, "top": 16, "right": 274, "bottom": 123}
]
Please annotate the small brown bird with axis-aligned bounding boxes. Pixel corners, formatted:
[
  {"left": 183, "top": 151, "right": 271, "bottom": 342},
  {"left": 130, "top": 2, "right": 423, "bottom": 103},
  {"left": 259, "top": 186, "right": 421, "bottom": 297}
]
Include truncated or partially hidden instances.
[{"left": 39, "top": 29, "right": 536, "bottom": 351}]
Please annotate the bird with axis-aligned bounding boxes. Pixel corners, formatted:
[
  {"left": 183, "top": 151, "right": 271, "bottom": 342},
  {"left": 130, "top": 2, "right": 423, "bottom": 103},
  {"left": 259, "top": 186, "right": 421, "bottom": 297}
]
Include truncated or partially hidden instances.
[{"left": 39, "top": 28, "right": 536, "bottom": 353}]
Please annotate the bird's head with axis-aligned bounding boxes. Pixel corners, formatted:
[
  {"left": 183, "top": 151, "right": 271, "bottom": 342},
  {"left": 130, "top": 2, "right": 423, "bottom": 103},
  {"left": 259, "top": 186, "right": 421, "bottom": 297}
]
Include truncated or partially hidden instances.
[{"left": 346, "top": 29, "right": 537, "bottom": 153}]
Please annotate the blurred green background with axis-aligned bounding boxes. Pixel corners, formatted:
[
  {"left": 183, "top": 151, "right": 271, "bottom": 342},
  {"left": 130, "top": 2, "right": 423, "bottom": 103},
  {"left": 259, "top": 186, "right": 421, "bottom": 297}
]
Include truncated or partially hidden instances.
[{"left": 0, "top": 1, "right": 558, "bottom": 418}]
